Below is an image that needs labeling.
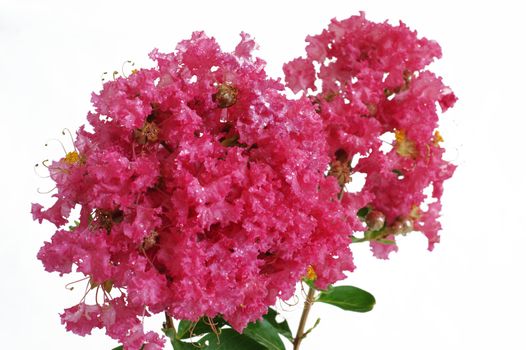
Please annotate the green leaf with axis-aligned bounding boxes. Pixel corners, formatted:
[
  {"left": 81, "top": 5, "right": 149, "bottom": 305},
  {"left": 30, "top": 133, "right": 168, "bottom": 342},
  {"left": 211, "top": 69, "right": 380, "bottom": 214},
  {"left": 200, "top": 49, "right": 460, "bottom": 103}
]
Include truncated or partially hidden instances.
[
  {"left": 163, "top": 327, "right": 177, "bottom": 340},
  {"left": 243, "top": 318, "right": 286, "bottom": 350},
  {"left": 201, "top": 329, "right": 266, "bottom": 350},
  {"left": 263, "top": 308, "right": 293, "bottom": 342},
  {"left": 177, "top": 316, "right": 227, "bottom": 339},
  {"left": 317, "top": 285, "right": 376, "bottom": 312},
  {"left": 194, "top": 316, "right": 227, "bottom": 337},
  {"left": 302, "top": 317, "right": 320, "bottom": 338},
  {"left": 170, "top": 338, "right": 203, "bottom": 350},
  {"left": 112, "top": 346, "right": 145, "bottom": 350},
  {"left": 170, "top": 310, "right": 291, "bottom": 349},
  {"left": 177, "top": 320, "right": 194, "bottom": 339},
  {"left": 163, "top": 327, "right": 203, "bottom": 350}
]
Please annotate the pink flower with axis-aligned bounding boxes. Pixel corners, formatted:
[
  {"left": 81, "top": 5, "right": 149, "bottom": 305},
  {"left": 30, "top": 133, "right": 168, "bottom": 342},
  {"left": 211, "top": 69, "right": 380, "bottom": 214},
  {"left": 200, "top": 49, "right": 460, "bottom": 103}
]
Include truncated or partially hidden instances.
[
  {"left": 283, "top": 12, "right": 456, "bottom": 258},
  {"left": 33, "top": 31, "right": 356, "bottom": 342},
  {"left": 60, "top": 303, "right": 102, "bottom": 336},
  {"left": 283, "top": 58, "right": 316, "bottom": 93},
  {"left": 33, "top": 13, "right": 456, "bottom": 346}
]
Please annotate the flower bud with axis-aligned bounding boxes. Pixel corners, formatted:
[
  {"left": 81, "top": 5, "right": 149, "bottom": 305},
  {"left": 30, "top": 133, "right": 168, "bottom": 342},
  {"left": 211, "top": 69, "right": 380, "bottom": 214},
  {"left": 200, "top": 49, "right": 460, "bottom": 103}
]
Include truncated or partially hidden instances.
[
  {"left": 391, "top": 216, "right": 413, "bottom": 235},
  {"left": 213, "top": 83, "right": 238, "bottom": 108},
  {"left": 365, "top": 210, "right": 386, "bottom": 231}
]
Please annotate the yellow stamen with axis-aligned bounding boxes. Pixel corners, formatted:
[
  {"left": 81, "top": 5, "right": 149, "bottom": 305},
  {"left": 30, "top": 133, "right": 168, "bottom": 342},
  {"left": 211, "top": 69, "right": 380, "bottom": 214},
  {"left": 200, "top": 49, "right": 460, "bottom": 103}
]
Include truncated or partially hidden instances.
[
  {"left": 63, "top": 151, "right": 80, "bottom": 165},
  {"left": 306, "top": 265, "right": 317, "bottom": 281},
  {"left": 394, "top": 129, "right": 417, "bottom": 158},
  {"left": 433, "top": 130, "right": 444, "bottom": 146}
]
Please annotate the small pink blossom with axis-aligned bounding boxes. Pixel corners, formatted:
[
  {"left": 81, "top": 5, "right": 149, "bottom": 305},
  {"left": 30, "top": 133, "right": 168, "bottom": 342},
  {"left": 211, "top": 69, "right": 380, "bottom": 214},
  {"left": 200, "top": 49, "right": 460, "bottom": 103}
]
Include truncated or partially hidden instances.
[{"left": 60, "top": 303, "right": 102, "bottom": 336}]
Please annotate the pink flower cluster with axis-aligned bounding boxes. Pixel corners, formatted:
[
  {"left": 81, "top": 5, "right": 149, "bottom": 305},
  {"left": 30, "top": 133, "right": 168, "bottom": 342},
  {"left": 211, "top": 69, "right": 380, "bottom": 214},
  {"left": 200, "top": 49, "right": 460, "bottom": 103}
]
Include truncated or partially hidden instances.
[
  {"left": 284, "top": 12, "right": 456, "bottom": 258},
  {"left": 33, "top": 32, "right": 356, "bottom": 348},
  {"left": 32, "top": 13, "right": 456, "bottom": 348}
]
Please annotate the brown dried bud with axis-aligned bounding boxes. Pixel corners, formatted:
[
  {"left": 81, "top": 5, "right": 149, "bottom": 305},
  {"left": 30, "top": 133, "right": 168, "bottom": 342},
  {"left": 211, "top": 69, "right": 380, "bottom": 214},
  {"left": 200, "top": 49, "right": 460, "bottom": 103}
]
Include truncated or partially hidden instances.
[
  {"left": 328, "top": 159, "right": 351, "bottom": 187},
  {"left": 323, "top": 91, "right": 338, "bottom": 102},
  {"left": 94, "top": 209, "right": 112, "bottom": 231},
  {"left": 92, "top": 209, "right": 123, "bottom": 233},
  {"left": 213, "top": 83, "right": 238, "bottom": 108}
]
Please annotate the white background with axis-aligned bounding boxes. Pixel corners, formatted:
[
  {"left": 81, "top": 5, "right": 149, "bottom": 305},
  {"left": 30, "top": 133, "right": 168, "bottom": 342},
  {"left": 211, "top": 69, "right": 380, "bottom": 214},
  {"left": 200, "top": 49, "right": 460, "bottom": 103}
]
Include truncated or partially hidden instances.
[{"left": 1, "top": 0, "right": 525, "bottom": 349}]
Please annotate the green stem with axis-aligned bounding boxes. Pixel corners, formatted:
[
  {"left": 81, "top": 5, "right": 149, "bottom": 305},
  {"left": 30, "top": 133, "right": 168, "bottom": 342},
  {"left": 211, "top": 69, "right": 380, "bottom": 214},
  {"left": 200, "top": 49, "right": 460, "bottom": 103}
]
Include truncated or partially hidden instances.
[{"left": 351, "top": 236, "right": 369, "bottom": 243}]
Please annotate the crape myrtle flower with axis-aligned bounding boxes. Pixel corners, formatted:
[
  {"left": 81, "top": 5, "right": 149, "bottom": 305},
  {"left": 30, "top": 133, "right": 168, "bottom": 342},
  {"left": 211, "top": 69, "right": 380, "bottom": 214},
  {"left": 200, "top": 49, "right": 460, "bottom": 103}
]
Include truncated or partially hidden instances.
[
  {"left": 33, "top": 32, "right": 358, "bottom": 347},
  {"left": 33, "top": 13, "right": 457, "bottom": 348},
  {"left": 283, "top": 12, "right": 456, "bottom": 258}
]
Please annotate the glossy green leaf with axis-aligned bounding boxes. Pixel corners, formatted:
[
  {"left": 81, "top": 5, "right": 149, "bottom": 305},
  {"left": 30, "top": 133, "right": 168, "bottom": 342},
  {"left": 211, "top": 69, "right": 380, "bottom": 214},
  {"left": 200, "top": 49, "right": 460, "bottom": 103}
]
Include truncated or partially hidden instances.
[
  {"left": 170, "top": 338, "right": 203, "bottom": 350},
  {"left": 177, "top": 316, "right": 227, "bottom": 339},
  {"left": 263, "top": 308, "right": 293, "bottom": 342},
  {"left": 317, "top": 285, "right": 375, "bottom": 312},
  {"left": 163, "top": 327, "right": 177, "bottom": 340},
  {"left": 243, "top": 318, "right": 286, "bottom": 350},
  {"left": 177, "top": 320, "right": 193, "bottom": 339},
  {"left": 163, "top": 327, "right": 202, "bottom": 350},
  {"left": 201, "top": 329, "right": 265, "bottom": 350},
  {"left": 111, "top": 346, "right": 123, "bottom": 350}
]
